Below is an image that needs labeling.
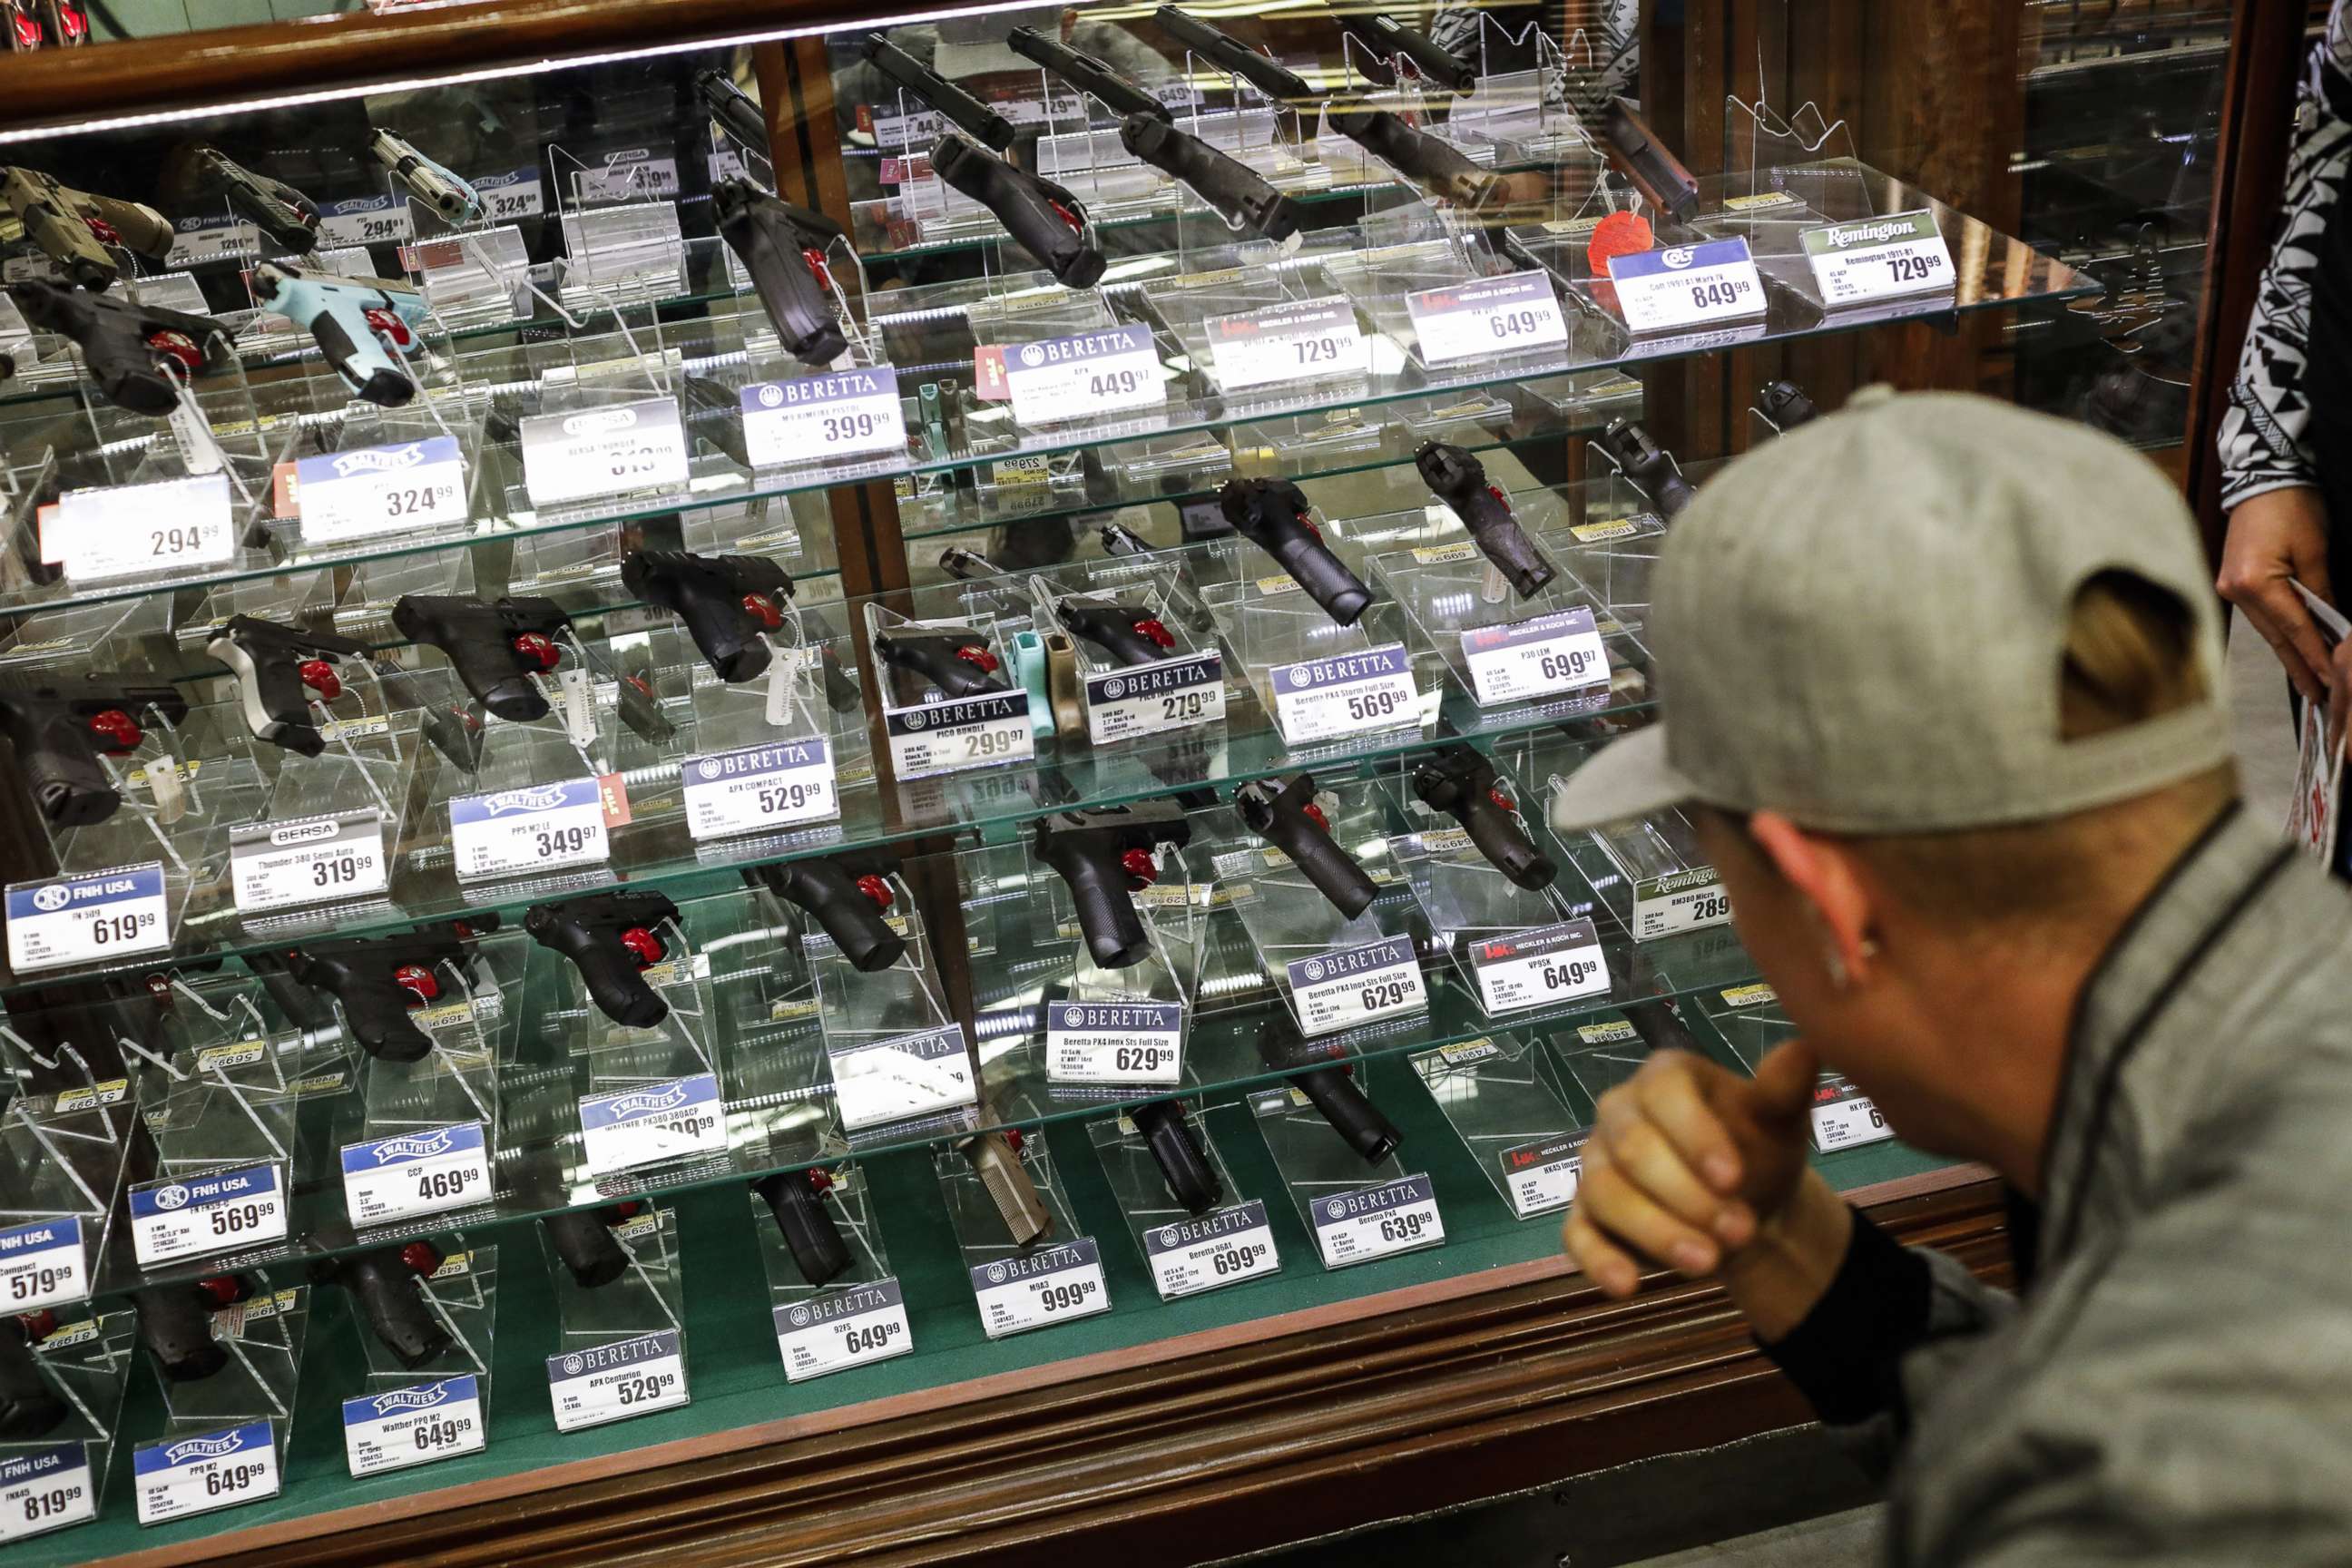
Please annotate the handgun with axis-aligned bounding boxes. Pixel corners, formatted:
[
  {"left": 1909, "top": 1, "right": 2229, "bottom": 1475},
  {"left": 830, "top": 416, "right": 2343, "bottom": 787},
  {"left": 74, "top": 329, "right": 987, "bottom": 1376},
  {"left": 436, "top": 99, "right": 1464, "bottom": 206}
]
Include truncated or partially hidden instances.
[
  {"left": 1758, "top": 379, "right": 1818, "bottom": 431},
  {"left": 1596, "top": 416, "right": 1694, "bottom": 520},
  {"left": 930, "top": 135, "right": 1105, "bottom": 289},
  {"left": 524, "top": 889, "right": 681, "bottom": 1028},
  {"left": 1335, "top": 11, "right": 1477, "bottom": 93},
  {"left": 1600, "top": 96, "right": 1700, "bottom": 223},
  {"left": 390, "top": 594, "right": 573, "bottom": 721},
  {"left": 367, "top": 129, "right": 483, "bottom": 227},
  {"left": 0, "top": 1315, "right": 63, "bottom": 1438},
  {"left": 1411, "top": 745, "right": 1555, "bottom": 889},
  {"left": 0, "top": 674, "right": 189, "bottom": 826},
  {"left": 1234, "top": 773, "right": 1377, "bottom": 918},
  {"left": 956, "top": 1125, "right": 1053, "bottom": 1250},
  {"left": 171, "top": 144, "right": 321, "bottom": 254},
  {"left": 1152, "top": 8, "right": 1314, "bottom": 103},
  {"left": 695, "top": 68, "right": 769, "bottom": 150},
  {"left": 312, "top": 1241, "right": 453, "bottom": 1369},
  {"left": 515, "top": 1164, "right": 633, "bottom": 1289},
  {"left": 1327, "top": 101, "right": 1500, "bottom": 210},
  {"left": 250, "top": 262, "right": 429, "bottom": 407},
  {"left": 1099, "top": 521, "right": 1154, "bottom": 557},
  {"left": 617, "top": 664, "right": 674, "bottom": 746},
  {"left": 744, "top": 851, "right": 906, "bottom": 972},
  {"left": 1054, "top": 592, "right": 1178, "bottom": 667},
  {"left": 861, "top": 32, "right": 1022, "bottom": 156},
  {"left": 207, "top": 614, "right": 371, "bottom": 757},
  {"left": 1033, "top": 799, "right": 1191, "bottom": 969},
  {"left": 1120, "top": 115, "right": 1300, "bottom": 241},
  {"left": 1416, "top": 441, "right": 1555, "bottom": 597},
  {"left": 1, "top": 166, "right": 174, "bottom": 290},
  {"left": 279, "top": 916, "right": 499, "bottom": 1063},
  {"left": 752, "top": 1167, "right": 851, "bottom": 1287},
  {"left": 1218, "top": 476, "right": 1372, "bottom": 626},
  {"left": 1263, "top": 1022, "right": 1399, "bottom": 1161},
  {"left": 132, "top": 1276, "right": 249, "bottom": 1381},
  {"left": 1006, "top": 25, "right": 1171, "bottom": 122},
  {"left": 1131, "top": 1098, "right": 1221, "bottom": 1214},
  {"left": 711, "top": 179, "right": 851, "bottom": 368},
  {"left": 937, "top": 544, "right": 1001, "bottom": 581},
  {"left": 875, "top": 621, "right": 1008, "bottom": 700},
  {"left": 620, "top": 548, "right": 794, "bottom": 684},
  {"left": 8, "top": 279, "right": 227, "bottom": 416}
]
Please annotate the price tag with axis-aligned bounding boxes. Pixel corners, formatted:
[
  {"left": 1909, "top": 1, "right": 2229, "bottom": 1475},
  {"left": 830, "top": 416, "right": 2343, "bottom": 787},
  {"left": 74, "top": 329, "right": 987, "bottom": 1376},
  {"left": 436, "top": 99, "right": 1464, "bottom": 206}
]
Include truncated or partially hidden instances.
[
  {"left": 45, "top": 472, "right": 234, "bottom": 582},
  {"left": 575, "top": 154, "right": 681, "bottom": 202},
  {"left": 1810, "top": 1078, "right": 1894, "bottom": 1152},
  {"left": 342, "top": 1376, "right": 485, "bottom": 1477},
  {"left": 683, "top": 739, "right": 838, "bottom": 839},
  {"left": 1605, "top": 239, "right": 1768, "bottom": 335},
  {"left": 1496, "top": 1132, "right": 1587, "bottom": 1218},
  {"left": 1083, "top": 652, "right": 1224, "bottom": 744},
  {"left": 546, "top": 1328, "right": 689, "bottom": 1431},
  {"left": 294, "top": 436, "right": 466, "bottom": 543},
  {"left": 472, "top": 167, "right": 544, "bottom": 222},
  {"left": 132, "top": 1422, "right": 279, "bottom": 1525},
  {"left": 1630, "top": 868, "right": 1732, "bottom": 941},
  {"left": 520, "top": 397, "right": 690, "bottom": 509},
  {"left": 448, "top": 778, "right": 609, "bottom": 880},
  {"left": 230, "top": 810, "right": 388, "bottom": 915},
  {"left": 970, "top": 1238, "right": 1111, "bottom": 1338},
  {"left": 1206, "top": 297, "right": 1368, "bottom": 391},
  {"left": 1404, "top": 270, "right": 1568, "bottom": 366},
  {"left": 6, "top": 862, "right": 170, "bottom": 974},
  {"left": 1800, "top": 210, "right": 1955, "bottom": 308},
  {"left": 1044, "top": 1001, "right": 1182, "bottom": 1085},
  {"left": 1004, "top": 324, "right": 1163, "bottom": 426},
  {"left": 740, "top": 368, "right": 906, "bottom": 468},
  {"left": 340, "top": 1122, "right": 492, "bottom": 1226},
  {"left": 0, "top": 1217, "right": 84, "bottom": 1312},
  {"left": 1309, "top": 1173, "right": 1445, "bottom": 1268},
  {"left": 0, "top": 1446, "right": 95, "bottom": 1543},
  {"left": 162, "top": 214, "right": 258, "bottom": 270},
  {"left": 1285, "top": 935, "right": 1426, "bottom": 1036},
  {"left": 1459, "top": 606, "right": 1612, "bottom": 707},
  {"left": 1269, "top": 642, "right": 1418, "bottom": 744},
  {"left": 1468, "top": 917, "right": 1612, "bottom": 1015},
  {"left": 1141, "top": 1200, "right": 1280, "bottom": 1299},
  {"left": 129, "top": 1163, "right": 286, "bottom": 1267},
  {"left": 884, "top": 691, "right": 1034, "bottom": 780},
  {"left": 316, "top": 193, "right": 416, "bottom": 250},
  {"left": 577, "top": 1073, "right": 725, "bottom": 1176},
  {"left": 772, "top": 1278, "right": 915, "bottom": 1381},
  {"left": 828, "top": 1024, "right": 976, "bottom": 1132}
]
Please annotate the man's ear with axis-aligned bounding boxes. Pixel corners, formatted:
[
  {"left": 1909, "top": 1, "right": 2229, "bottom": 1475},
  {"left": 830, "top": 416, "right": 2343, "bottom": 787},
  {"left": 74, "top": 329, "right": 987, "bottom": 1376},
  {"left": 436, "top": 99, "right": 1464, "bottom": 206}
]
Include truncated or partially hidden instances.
[{"left": 1747, "top": 810, "right": 1877, "bottom": 985}]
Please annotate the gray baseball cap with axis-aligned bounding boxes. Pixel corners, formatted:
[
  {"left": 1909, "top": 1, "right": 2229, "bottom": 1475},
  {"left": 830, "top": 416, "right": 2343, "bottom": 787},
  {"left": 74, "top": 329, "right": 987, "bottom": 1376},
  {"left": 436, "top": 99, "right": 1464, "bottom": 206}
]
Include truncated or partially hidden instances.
[{"left": 1550, "top": 388, "right": 2232, "bottom": 836}]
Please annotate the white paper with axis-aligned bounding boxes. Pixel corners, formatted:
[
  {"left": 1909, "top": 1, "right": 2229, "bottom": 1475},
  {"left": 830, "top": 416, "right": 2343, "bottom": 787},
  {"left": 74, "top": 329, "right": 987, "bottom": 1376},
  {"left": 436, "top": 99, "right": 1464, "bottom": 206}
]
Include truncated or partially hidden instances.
[{"left": 45, "top": 473, "right": 234, "bottom": 583}]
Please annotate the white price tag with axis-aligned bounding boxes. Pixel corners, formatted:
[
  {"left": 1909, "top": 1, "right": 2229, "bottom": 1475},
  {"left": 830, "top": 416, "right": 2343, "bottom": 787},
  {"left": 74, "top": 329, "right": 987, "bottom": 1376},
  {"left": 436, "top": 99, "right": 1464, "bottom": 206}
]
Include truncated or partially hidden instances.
[
  {"left": 0, "top": 1446, "right": 95, "bottom": 1543},
  {"left": 1459, "top": 606, "right": 1612, "bottom": 707},
  {"left": 0, "top": 1217, "right": 84, "bottom": 1312},
  {"left": 683, "top": 739, "right": 838, "bottom": 839},
  {"left": 740, "top": 368, "right": 906, "bottom": 468},
  {"left": 342, "top": 1377, "right": 485, "bottom": 1477},
  {"left": 339, "top": 1122, "right": 492, "bottom": 1226},
  {"left": 1605, "top": 239, "right": 1769, "bottom": 334},
  {"left": 884, "top": 691, "right": 1034, "bottom": 780},
  {"left": 1810, "top": 1080, "right": 1895, "bottom": 1152},
  {"left": 472, "top": 167, "right": 544, "bottom": 222},
  {"left": 1083, "top": 652, "right": 1224, "bottom": 744},
  {"left": 577, "top": 1073, "right": 725, "bottom": 1176},
  {"left": 1140, "top": 1200, "right": 1280, "bottom": 1299},
  {"left": 230, "top": 810, "right": 388, "bottom": 915},
  {"left": 1800, "top": 210, "right": 1955, "bottom": 308},
  {"left": 45, "top": 472, "right": 234, "bottom": 583},
  {"left": 828, "top": 1024, "right": 976, "bottom": 1132},
  {"left": 1497, "top": 1132, "right": 1586, "bottom": 1218},
  {"left": 1468, "top": 917, "right": 1612, "bottom": 1014},
  {"left": 970, "top": 1238, "right": 1111, "bottom": 1338},
  {"left": 520, "top": 397, "right": 690, "bottom": 509},
  {"left": 1309, "top": 1173, "right": 1445, "bottom": 1268},
  {"left": 130, "top": 1163, "right": 286, "bottom": 1267},
  {"left": 1404, "top": 270, "right": 1568, "bottom": 366},
  {"left": 1044, "top": 1001, "right": 1182, "bottom": 1085},
  {"left": 1206, "top": 297, "right": 1368, "bottom": 391},
  {"left": 575, "top": 155, "right": 681, "bottom": 202},
  {"left": 546, "top": 1328, "right": 688, "bottom": 1431},
  {"left": 162, "top": 215, "right": 258, "bottom": 270},
  {"left": 1269, "top": 642, "right": 1418, "bottom": 744},
  {"left": 132, "top": 1423, "right": 279, "bottom": 1525},
  {"left": 772, "top": 1278, "right": 915, "bottom": 1381},
  {"left": 295, "top": 436, "right": 466, "bottom": 543},
  {"left": 1004, "top": 324, "right": 1163, "bottom": 426},
  {"left": 448, "top": 778, "right": 609, "bottom": 880},
  {"left": 316, "top": 193, "right": 416, "bottom": 250},
  {"left": 1285, "top": 935, "right": 1426, "bottom": 1036},
  {"left": 6, "top": 862, "right": 171, "bottom": 974},
  {"left": 1631, "top": 868, "right": 1732, "bottom": 941}
]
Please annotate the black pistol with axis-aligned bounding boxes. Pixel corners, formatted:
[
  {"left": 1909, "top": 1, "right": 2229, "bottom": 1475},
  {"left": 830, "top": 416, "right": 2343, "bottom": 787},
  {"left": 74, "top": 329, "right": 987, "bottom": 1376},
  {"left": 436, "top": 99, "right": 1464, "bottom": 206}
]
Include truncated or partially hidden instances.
[
  {"left": 745, "top": 852, "right": 906, "bottom": 973},
  {"left": 516, "top": 1164, "right": 634, "bottom": 1290},
  {"left": 207, "top": 613, "right": 371, "bottom": 757},
  {"left": 1599, "top": 95, "right": 1701, "bottom": 222},
  {"left": 390, "top": 593, "right": 573, "bottom": 721},
  {"left": 1054, "top": 592, "right": 1178, "bottom": 667},
  {"left": 1596, "top": 417, "right": 1695, "bottom": 520},
  {"left": 0, "top": 675, "right": 189, "bottom": 826},
  {"left": 1218, "top": 476, "right": 1372, "bottom": 626},
  {"left": 930, "top": 135, "right": 1105, "bottom": 289},
  {"left": 711, "top": 178, "right": 852, "bottom": 368},
  {"left": 1263, "top": 1022, "right": 1400, "bottom": 1162},
  {"left": 1006, "top": 25, "right": 1171, "bottom": 122},
  {"left": 695, "top": 68, "right": 769, "bottom": 149},
  {"left": 1411, "top": 745, "right": 1555, "bottom": 889},
  {"left": 1233, "top": 773, "right": 1377, "bottom": 918},
  {"left": 1758, "top": 379, "right": 1818, "bottom": 431},
  {"left": 1032, "top": 800, "right": 1192, "bottom": 969},
  {"left": 621, "top": 548, "right": 795, "bottom": 683},
  {"left": 1336, "top": 11, "right": 1477, "bottom": 93},
  {"left": 173, "top": 143, "right": 321, "bottom": 253},
  {"left": 1132, "top": 1099, "right": 1221, "bottom": 1214},
  {"left": 8, "top": 279, "right": 227, "bottom": 416},
  {"left": 875, "top": 621, "right": 1008, "bottom": 700},
  {"left": 132, "top": 1276, "right": 249, "bottom": 1382},
  {"left": 1152, "top": 7, "right": 1315, "bottom": 104},
  {"left": 1416, "top": 442, "right": 1555, "bottom": 597},
  {"left": 0, "top": 1315, "right": 63, "bottom": 1438},
  {"left": 1327, "top": 101, "right": 1500, "bottom": 211},
  {"left": 312, "top": 1241, "right": 454, "bottom": 1370},
  {"left": 752, "top": 1168, "right": 852, "bottom": 1288},
  {"left": 862, "top": 32, "right": 1022, "bottom": 155},
  {"left": 524, "top": 889, "right": 681, "bottom": 1028},
  {"left": 280, "top": 916, "right": 498, "bottom": 1063},
  {"left": 1119, "top": 115, "right": 1300, "bottom": 241}
]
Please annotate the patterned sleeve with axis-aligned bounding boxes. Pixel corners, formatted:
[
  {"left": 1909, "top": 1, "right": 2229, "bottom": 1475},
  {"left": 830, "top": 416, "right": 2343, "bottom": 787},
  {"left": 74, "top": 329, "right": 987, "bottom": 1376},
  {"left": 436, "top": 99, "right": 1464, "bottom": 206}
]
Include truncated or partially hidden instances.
[{"left": 2220, "top": 1, "right": 2352, "bottom": 509}]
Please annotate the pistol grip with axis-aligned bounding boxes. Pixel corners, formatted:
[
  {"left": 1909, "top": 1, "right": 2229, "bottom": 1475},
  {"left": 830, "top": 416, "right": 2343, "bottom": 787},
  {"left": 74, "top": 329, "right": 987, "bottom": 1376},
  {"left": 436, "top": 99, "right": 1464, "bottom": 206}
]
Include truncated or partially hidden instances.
[
  {"left": 344, "top": 1252, "right": 454, "bottom": 1370},
  {"left": 542, "top": 1210, "right": 629, "bottom": 1289},
  {"left": 11, "top": 705, "right": 122, "bottom": 826},
  {"left": 1279, "top": 813, "right": 1378, "bottom": 918},
  {"left": 1131, "top": 1100, "right": 1221, "bottom": 1214},
  {"left": 1295, "top": 1066, "right": 1401, "bottom": 1163},
  {"left": 1464, "top": 800, "right": 1556, "bottom": 891},
  {"left": 1267, "top": 532, "right": 1372, "bottom": 627},
  {"left": 781, "top": 862, "right": 905, "bottom": 972},
  {"left": 754, "top": 1172, "right": 852, "bottom": 1287}
]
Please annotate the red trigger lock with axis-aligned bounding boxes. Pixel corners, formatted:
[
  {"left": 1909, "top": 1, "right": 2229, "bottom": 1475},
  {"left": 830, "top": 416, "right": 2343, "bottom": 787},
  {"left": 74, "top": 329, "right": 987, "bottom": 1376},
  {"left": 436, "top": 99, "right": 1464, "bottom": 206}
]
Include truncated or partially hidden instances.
[
  {"left": 1488, "top": 788, "right": 1514, "bottom": 812},
  {"left": 956, "top": 646, "right": 1000, "bottom": 674},
  {"left": 855, "top": 873, "right": 894, "bottom": 910},
  {"left": 299, "top": 659, "right": 341, "bottom": 702},
  {"left": 1302, "top": 801, "right": 1330, "bottom": 832},
  {"left": 363, "top": 308, "right": 413, "bottom": 348},
  {"left": 146, "top": 329, "right": 202, "bottom": 373},
  {"left": 801, "top": 247, "right": 832, "bottom": 289},
  {"left": 1133, "top": 618, "right": 1174, "bottom": 650},
  {"left": 619, "top": 927, "right": 663, "bottom": 967},
  {"left": 392, "top": 963, "right": 439, "bottom": 1006},
  {"left": 742, "top": 593, "right": 782, "bottom": 631},
  {"left": 88, "top": 709, "right": 141, "bottom": 751},
  {"left": 1121, "top": 848, "right": 1158, "bottom": 886},
  {"left": 513, "top": 632, "right": 561, "bottom": 671}
]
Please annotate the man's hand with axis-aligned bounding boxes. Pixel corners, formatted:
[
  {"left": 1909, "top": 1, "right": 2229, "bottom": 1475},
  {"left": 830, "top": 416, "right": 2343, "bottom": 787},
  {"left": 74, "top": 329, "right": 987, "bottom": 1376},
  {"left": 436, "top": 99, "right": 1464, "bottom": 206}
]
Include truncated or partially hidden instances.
[
  {"left": 2218, "top": 486, "right": 2334, "bottom": 704},
  {"left": 1563, "top": 1040, "right": 1853, "bottom": 1341}
]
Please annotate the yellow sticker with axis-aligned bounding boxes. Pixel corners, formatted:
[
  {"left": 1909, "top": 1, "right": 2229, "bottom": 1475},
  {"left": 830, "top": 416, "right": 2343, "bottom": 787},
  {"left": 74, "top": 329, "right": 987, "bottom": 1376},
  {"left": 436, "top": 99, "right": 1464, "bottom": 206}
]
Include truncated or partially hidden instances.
[
  {"left": 1570, "top": 517, "right": 1642, "bottom": 543},
  {"left": 1721, "top": 191, "right": 1800, "bottom": 211},
  {"left": 1576, "top": 1019, "right": 1640, "bottom": 1044},
  {"left": 1720, "top": 983, "right": 1778, "bottom": 1006},
  {"left": 1411, "top": 543, "right": 1481, "bottom": 565}
]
